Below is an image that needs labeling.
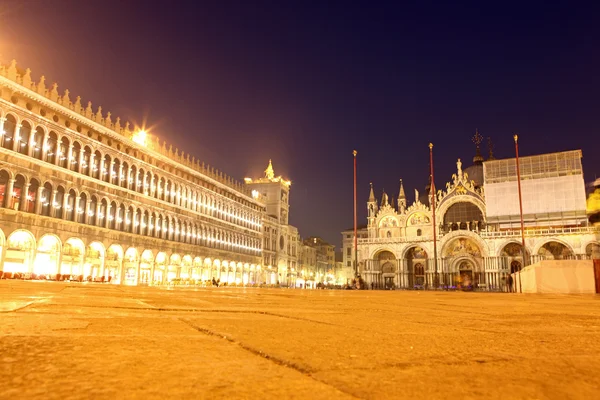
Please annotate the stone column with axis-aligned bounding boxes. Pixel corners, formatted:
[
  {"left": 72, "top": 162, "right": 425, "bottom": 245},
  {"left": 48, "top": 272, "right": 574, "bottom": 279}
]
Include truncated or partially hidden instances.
[
  {"left": 35, "top": 186, "right": 44, "bottom": 215},
  {"left": 5, "top": 179, "right": 15, "bottom": 209},
  {"left": 54, "top": 139, "right": 61, "bottom": 166},
  {"left": 89, "top": 153, "right": 95, "bottom": 177},
  {"left": 118, "top": 164, "right": 124, "bottom": 187},
  {"left": 74, "top": 196, "right": 81, "bottom": 222},
  {"left": 67, "top": 145, "right": 74, "bottom": 171},
  {"left": 12, "top": 124, "right": 21, "bottom": 152},
  {"left": 27, "top": 129, "right": 36, "bottom": 157},
  {"left": 109, "top": 160, "right": 115, "bottom": 184}
]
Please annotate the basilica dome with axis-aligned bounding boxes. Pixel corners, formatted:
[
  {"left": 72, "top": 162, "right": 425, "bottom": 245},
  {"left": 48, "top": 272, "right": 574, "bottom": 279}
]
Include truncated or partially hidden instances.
[{"left": 464, "top": 162, "right": 483, "bottom": 188}]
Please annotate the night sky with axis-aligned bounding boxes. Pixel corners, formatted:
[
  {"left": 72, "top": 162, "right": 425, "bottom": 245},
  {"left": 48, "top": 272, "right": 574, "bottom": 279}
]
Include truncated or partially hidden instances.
[{"left": 1, "top": 1, "right": 599, "bottom": 247}]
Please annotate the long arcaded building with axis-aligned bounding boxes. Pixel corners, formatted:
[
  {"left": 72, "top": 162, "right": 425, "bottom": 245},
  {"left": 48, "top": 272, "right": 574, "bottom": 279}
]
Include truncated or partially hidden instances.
[{"left": 0, "top": 59, "right": 280, "bottom": 285}]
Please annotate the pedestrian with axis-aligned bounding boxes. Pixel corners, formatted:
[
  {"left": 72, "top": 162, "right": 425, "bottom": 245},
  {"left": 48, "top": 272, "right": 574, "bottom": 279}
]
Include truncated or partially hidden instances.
[{"left": 506, "top": 274, "right": 513, "bottom": 293}]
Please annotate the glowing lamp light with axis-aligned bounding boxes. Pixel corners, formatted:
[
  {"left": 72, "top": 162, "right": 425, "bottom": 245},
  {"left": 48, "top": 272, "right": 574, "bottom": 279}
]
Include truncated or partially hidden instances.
[{"left": 132, "top": 130, "right": 148, "bottom": 147}]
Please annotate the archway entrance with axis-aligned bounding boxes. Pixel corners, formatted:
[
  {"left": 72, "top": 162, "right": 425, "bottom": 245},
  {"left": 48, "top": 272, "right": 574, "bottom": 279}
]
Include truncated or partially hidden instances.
[
  {"left": 154, "top": 252, "right": 167, "bottom": 284},
  {"left": 139, "top": 250, "right": 154, "bottom": 285},
  {"left": 443, "top": 237, "right": 484, "bottom": 289},
  {"left": 5, "top": 230, "right": 36, "bottom": 276},
  {"left": 105, "top": 245, "right": 123, "bottom": 283},
  {"left": 458, "top": 260, "right": 474, "bottom": 290},
  {"left": 34, "top": 234, "right": 60, "bottom": 278},
  {"left": 60, "top": 238, "right": 85, "bottom": 280},
  {"left": 405, "top": 247, "right": 426, "bottom": 289},
  {"left": 123, "top": 248, "right": 139, "bottom": 285},
  {"left": 85, "top": 242, "right": 104, "bottom": 281}
]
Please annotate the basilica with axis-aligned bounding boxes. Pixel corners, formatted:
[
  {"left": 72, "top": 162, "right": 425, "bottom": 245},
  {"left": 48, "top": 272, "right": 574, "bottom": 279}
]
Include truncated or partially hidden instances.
[{"left": 351, "top": 136, "right": 600, "bottom": 290}]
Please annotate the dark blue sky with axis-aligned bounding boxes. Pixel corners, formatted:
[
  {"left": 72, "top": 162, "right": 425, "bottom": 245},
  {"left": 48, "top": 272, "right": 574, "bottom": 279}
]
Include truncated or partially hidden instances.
[{"left": 1, "top": 1, "right": 599, "bottom": 247}]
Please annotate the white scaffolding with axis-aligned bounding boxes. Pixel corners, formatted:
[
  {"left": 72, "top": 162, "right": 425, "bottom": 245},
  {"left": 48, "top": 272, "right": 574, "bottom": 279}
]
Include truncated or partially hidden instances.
[{"left": 483, "top": 150, "right": 587, "bottom": 223}]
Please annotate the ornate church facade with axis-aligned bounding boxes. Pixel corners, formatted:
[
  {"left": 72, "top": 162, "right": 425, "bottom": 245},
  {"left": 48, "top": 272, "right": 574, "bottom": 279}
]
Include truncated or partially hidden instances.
[{"left": 356, "top": 139, "right": 600, "bottom": 290}]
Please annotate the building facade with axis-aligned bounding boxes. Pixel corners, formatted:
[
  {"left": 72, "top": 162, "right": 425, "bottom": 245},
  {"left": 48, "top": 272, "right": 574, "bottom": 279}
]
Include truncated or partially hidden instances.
[
  {"left": 244, "top": 160, "right": 299, "bottom": 286},
  {"left": 354, "top": 141, "right": 600, "bottom": 290},
  {"left": 0, "top": 59, "right": 267, "bottom": 285}
]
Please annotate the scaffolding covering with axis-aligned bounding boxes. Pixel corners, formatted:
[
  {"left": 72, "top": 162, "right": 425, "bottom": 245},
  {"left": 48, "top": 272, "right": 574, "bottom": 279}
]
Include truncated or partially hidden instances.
[
  {"left": 483, "top": 150, "right": 583, "bottom": 184},
  {"left": 483, "top": 150, "right": 587, "bottom": 219}
]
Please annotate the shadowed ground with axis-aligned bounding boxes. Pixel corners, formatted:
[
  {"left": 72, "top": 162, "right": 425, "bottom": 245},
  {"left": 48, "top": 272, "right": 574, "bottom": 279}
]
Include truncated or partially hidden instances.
[{"left": 1, "top": 281, "right": 599, "bottom": 399}]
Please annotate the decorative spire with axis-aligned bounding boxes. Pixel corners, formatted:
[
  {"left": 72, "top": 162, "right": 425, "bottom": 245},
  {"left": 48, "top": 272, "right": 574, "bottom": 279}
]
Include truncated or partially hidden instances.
[
  {"left": 487, "top": 136, "right": 495, "bottom": 160},
  {"left": 398, "top": 179, "right": 406, "bottom": 211},
  {"left": 50, "top": 83, "right": 59, "bottom": 101},
  {"left": 37, "top": 76, "right": 46, "bottom": 95},
  {"left": 22, "top": 68, "right": 32, "bottom": 88},
  {"left": 368, "top": 182, "right": 375, "bottom": 202},
  {"left": 381, "top": 189, "right": 388, "bottom": 206},
  {"left": 472, "top": 129, "right": 484, "bottom": 163},
  {"left": 85, "top": 101, "right": 93, "bottom": 118},
  {"left": 398, "top": 179, "right": 406, "bottom": 199},
  {"left": 7, "top": 60, "right": 17, "bottom": 80},
  {"left": 74, "top": 96, "right": 82, "bottom": 113},
  {"left": 264, "top": 159, "right": 275, "bottom": 180},
  {"left": 62, "top": 89, "right": 70, "bottom": 106}
]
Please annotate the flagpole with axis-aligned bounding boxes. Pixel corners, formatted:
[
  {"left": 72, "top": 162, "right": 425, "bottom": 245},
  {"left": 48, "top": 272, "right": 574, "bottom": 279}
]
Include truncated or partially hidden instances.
[
  {"left": 353, "top": 150, "right": 358, "bottom": 278},
  {"left": 429, "top": 143, "right": 439, "bottom": 289},
  {"left": 514, "top": 135, "right": 525, "bottom": 294}
]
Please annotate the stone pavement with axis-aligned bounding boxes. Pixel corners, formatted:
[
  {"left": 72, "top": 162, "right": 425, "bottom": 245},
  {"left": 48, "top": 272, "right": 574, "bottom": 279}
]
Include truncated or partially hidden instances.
[{"left": 1, "top": 281, "right": 599, "bottom": 399}]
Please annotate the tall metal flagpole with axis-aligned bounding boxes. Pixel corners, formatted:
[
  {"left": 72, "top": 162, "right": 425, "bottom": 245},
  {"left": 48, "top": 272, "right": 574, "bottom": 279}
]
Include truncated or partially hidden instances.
[
  {"left": 514, "top": 135, "right": 525, "bottom": 293},
  {"left": 429, "top": 143, "right": 439, "bottom": 289},
  {"left": 353, "top": 150, "right": 358, "bottom": 278}
]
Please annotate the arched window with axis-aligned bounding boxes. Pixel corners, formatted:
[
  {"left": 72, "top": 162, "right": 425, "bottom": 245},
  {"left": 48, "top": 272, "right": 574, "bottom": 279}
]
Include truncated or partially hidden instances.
[
  {"left": 111, "top": 159, "right": 120, "bottom": 185},
  {"left": 70, "top": 142, "right": 81, "bottom": 172},
  {"left": 142, "top": 211, "right": 149, "bottom": 235},
  {"left": 155, "top": 214, "right": 163, "bottom": 238},
  {"left": 2, "top": 114, "right": 17, "bottom": 150},
  {"left": 10, "top": 174, "right": 25, "bottom": 210},
  {"left": 26, "top": 179, "right": 40, "bottom": 213},
  {"left": 117, "top": 204, "right": 125, "bottom": 231},
  {"left": 121, "top": 162, "right": 129, "bottom": 188},
  {"left": 32, "top": 127, "right": 44, "bottom": 160},
  {"left": 108, "top": 201, "right": 117, "bottom": 229},
  {"left": 77, "top": 192, "right": 87, "bottom": 223},
  {"left": 128, "top": 165, "right": 136, "bottom": 191},
  {"left": 0, "top": 172, "right": 10, "bottom": 208},
  {"left": 64, "top": 189, "right": 77, "bottom": 221},
  {"left": 58, "top": 137, "right": 69, "bottom": 168},
  {"left": 127, "top": 206, "right": 135, "bottom": 233},
  {"left": 88, "top": 196, "right": 98, "bottom": 226},
  {"left": 164, "top": 217, "right": 170, "bottom": 240},
  {"left": 45, "top": 132, "right": 58, "bottom": 164},
  {"left": 92, "top": 151, "right": 102, "bottom": 179},
  {"left": 99, "top": 199, "right": 108, "bottom": 225},
  {"left": 102, "top": 154, "right": 111, "bottom": 182},
  {"left": 144, "top": 171, "right": 152, "bottom": 196},
  {"left": 134, "top": 208, "right": 142, "bottom": 234},
  {"left": 386, "top": 231, "right": 392, "bottom": 238},
  {"left": 137, "top": 169, "right": 144, "bottom": 193},
  {"left": 81, "top": 146, "right": 92, "bottom": 176},
  {"left": 40, "top": 182, "right": 53, "bottom": 216},
  {"left": 54, "top": 186, "right": 66, "bottom": 218},
  {"left": 18, "top": 121, "right": 31, "bottom": 155}
]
